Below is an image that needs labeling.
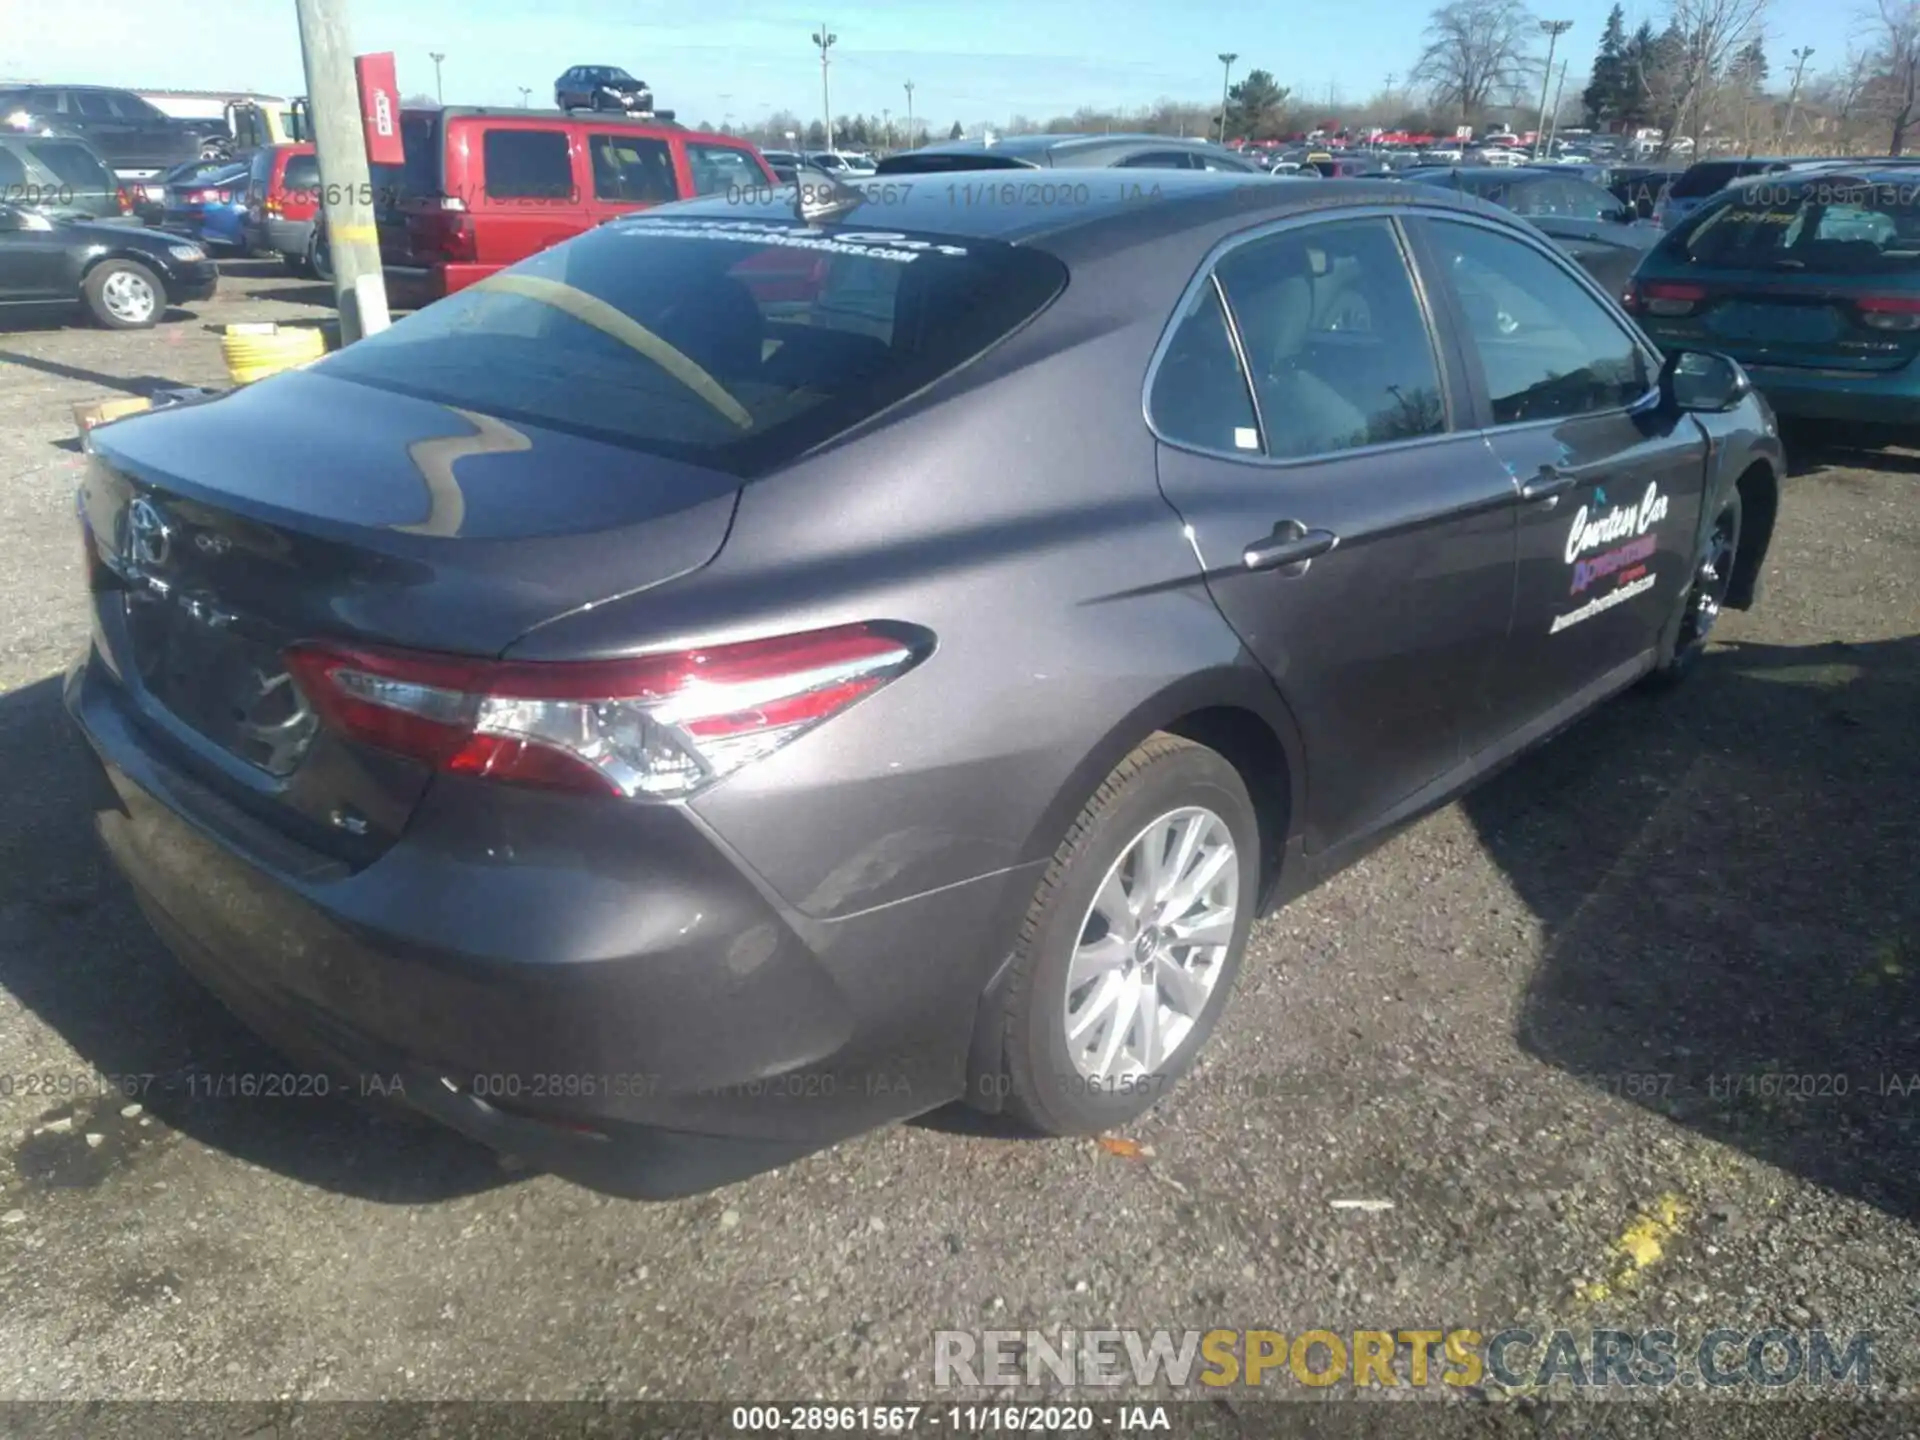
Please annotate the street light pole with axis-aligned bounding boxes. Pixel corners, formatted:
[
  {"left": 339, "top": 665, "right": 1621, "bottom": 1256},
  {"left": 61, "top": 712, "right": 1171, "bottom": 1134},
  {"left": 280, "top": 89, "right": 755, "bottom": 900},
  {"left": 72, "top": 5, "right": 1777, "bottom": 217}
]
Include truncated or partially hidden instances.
[
  {"left": 1217, "top": 52, "right": 1238, "bottom": 144},
  {"left": 295, "top": 0, "right": 388, "bottom": 342},
  {"left": 1533, "top": 20, "right": 1571, "bottom": 158},
  {"left": 429, "top": 50, "right": 445, "bottom": 105},
  {"left": 517, "top": 86, "right": 530, "bottom": 108},
  {"left": 812, "top": 24, "right": 837, "bottom": 152},
  {"left": 904, "top": 79, "right": 915, "bottom": 148},
  {"left": 1783, "top": 46, "right": 1815, "bottom": 144}
]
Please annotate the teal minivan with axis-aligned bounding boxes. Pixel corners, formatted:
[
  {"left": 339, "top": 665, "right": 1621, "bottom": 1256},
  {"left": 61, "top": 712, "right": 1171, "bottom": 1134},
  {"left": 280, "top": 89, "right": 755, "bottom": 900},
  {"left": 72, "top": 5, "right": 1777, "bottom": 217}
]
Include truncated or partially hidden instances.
[{"left": 1625, "top": 165, "right": 1920, "bottom": 429}]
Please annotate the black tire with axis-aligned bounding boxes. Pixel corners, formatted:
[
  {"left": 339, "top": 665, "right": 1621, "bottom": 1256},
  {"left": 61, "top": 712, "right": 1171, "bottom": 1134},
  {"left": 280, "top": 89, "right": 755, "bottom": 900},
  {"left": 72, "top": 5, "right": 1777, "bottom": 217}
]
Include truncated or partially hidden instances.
[
  {"left": 308, "top": 227, "right": 332, "bottom": 284},
  {"left": 993, "top": 733, "right": 1260, "bottom": 1136},
  {"left": 1650, "top": 487, "right": 1742, "bottom": 687},
  {"left": 282, "top": 252, "right": 311, "bottom": 278},
  {"left": 82, "top": 259, "right": 164, "bottom": 330}
]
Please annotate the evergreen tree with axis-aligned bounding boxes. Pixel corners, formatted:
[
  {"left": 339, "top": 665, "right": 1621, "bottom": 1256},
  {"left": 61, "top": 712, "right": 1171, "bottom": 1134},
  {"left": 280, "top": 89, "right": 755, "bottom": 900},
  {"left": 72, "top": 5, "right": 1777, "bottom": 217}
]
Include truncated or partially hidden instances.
[
  {"left": 949, "top": 119, "right": 965, "bottom": 139},
  {"left": 1582, "top": 5, "right": 1631, "bottom": 129}
]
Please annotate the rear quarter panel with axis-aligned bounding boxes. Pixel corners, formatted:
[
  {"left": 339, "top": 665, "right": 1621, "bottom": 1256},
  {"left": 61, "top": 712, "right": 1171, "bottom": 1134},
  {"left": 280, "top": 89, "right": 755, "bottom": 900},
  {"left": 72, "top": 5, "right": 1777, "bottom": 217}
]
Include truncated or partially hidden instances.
[{"left": 504, "top": 231, "right": 1298, "bottom": 928}]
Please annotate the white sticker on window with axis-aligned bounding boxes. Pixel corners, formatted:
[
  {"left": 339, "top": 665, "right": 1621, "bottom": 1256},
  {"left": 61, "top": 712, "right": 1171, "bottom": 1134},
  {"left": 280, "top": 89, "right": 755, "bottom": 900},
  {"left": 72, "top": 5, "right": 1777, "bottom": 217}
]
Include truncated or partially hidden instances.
[{"left": 1234, "top": 427, "right": 1260, "bottom": 451}]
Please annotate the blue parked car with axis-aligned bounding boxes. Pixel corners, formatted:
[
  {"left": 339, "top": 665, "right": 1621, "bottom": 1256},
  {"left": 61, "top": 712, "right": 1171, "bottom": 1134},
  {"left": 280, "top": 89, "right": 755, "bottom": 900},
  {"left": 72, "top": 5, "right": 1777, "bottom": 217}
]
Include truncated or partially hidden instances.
[{"left": 157, "top": 159, "right": 250, "bottom": 254}]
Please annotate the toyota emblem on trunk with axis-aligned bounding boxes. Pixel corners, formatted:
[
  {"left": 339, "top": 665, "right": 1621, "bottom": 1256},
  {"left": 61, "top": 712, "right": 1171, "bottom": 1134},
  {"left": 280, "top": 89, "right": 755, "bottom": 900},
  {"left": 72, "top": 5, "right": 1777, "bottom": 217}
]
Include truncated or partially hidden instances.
[{"left": 126, "top": 497, "right": 172, "bottom": 568}]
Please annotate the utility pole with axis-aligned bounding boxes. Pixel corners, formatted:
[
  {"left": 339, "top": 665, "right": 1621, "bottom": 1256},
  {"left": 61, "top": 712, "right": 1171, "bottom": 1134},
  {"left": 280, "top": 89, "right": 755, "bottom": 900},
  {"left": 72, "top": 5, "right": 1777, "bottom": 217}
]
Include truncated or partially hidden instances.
[
  {"left": 812, "top": 24, "right": 837, "bottom": 152},
  {"left": 517, "top": 86, "right": 530, "bottom": 108},
  {"left": 1544, "top": 60, "right": 1569, "bottom": 153},
  {"left": 1533, "top": 20, "right": 1572, "bottom": 157},
  {"left": 1783, "top": 46, "right": 1815, "bottom": 144},
  {"left": 903, "top": 79, "right": 915, "bottom": 147},
  {"left": 294, "top": 0, "right": 388, "bottom": 343},
  {"left": 882, "top": 106, "right": 891, "bottom": 150},
  {"left": 1217, "top": 52, "right": 1238, "bottom": 143},
  {"left": 429, "top": 50, "right": 445, "bottom": 105}
]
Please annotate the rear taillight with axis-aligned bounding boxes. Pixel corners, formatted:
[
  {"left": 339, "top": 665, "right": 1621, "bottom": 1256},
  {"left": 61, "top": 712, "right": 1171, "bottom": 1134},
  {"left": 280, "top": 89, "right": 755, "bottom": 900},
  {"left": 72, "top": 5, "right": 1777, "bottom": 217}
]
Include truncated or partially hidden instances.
[
  {"left": 1856, "top": 295, "right": 1920, "bottom": 332},
  {"left": 282, "top": 623, "right": 928, "bottom": 799},
  {"left": 1632, "top": 280, "right": 1706, "bottom": 317},
  {"left": 115, "top": 187, "right": 132, "bottom": 215}
]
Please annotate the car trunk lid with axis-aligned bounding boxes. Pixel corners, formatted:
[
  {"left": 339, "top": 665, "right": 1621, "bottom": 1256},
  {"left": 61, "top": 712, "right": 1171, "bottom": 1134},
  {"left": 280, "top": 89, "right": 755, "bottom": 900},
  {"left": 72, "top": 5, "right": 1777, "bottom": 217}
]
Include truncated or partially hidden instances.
[{"left": 80, "top": 369, "right": 742, "bottom": 863}]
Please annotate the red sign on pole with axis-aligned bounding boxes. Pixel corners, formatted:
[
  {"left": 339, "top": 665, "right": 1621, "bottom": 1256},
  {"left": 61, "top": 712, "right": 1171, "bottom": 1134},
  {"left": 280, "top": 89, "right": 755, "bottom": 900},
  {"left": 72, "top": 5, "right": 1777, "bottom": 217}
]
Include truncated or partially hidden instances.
[{"left": 355, "top": 52, "right": 403, "bottom": 166}]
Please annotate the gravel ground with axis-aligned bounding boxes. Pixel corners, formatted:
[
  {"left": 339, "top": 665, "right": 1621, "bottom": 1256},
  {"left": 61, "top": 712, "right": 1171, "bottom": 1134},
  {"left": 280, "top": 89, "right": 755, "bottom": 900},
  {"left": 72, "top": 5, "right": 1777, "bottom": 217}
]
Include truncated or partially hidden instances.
[{"left": 0, "top": 263, "right": 1917, "bottom": 1428}]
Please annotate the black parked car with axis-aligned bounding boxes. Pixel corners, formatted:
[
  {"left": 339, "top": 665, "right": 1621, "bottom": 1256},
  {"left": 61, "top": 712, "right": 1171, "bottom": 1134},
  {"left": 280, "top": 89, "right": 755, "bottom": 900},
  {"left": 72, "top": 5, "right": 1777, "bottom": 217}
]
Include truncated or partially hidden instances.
[
  {"left": 66, "top": 174, "right": 1779, "bottom": 1198},
  {"left": 0, "top": 85, "right": 200, "bottom": 179},
  {"left": 875, "top": 133, "right": 1268, "bottom": 174},
  {"left": 1402, "top": 165, "right": 1658, "bottom": 296},
  {"left": 0, "top": 204, "right": 216, "bottom": 328},
  {"left": 553, "top": 65, "right": 657, "bottom": 115},
  {"left": 0, "top": 131, "right": 132, "bottom": 224}
]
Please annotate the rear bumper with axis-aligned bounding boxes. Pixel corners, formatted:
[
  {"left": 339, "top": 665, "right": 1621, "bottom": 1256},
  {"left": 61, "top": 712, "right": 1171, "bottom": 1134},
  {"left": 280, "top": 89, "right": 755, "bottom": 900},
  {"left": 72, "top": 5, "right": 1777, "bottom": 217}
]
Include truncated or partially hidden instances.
[
  {"left": 381, "top": 263, "right": 496, "bottom": 309},
  {"left": 1739, "top": 363, "right": 1920, "bottom": 426},
  {"left": 65, "top": 649, "right": 1022, "bottom": 1198},
  {"left": 263, "top": 217, "right": 312, "bottom": 256}
]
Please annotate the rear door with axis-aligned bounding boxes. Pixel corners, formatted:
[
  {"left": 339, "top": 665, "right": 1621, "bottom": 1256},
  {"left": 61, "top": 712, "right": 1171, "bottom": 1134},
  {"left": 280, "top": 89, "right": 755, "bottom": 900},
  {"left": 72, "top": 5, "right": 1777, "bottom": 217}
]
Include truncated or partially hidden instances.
[
  {"left": 1409, "top": 213, "right": 1707, "bottom": 735},
  {"left": 1637, "top": 177, "right": 1920, "bottom": 376},
  {"left": 69, "top": 90, "right": 138, "bottom": 169},
  {"left": 1150, "top": 212, "right": 1521, "bottom": 851},
  {"left": 468, "top": 121, "right": 589, "bottom": 269}
]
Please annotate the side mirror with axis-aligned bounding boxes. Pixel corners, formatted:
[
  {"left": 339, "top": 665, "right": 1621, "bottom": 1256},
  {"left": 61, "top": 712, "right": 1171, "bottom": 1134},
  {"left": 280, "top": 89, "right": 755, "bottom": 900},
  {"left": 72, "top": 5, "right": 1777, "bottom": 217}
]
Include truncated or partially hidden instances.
[{"left": 1662, "top": 349, "right": 1751, "bottom": 413}]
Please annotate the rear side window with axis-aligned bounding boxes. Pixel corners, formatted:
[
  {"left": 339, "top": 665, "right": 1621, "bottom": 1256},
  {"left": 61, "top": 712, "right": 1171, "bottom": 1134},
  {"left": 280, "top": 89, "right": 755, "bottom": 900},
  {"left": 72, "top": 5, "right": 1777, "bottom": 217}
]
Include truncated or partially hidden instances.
[
  {"left": 313, "top": 218, "right": 1068, "bottom": 474},
  {"left": 1213, "top": 218, "right": 1447, "bottom": 458},
  {"left": 1674, "top": 180, "right": 1920, "bottom": 274},
  {"left": 1119, "top": 151, "right": 1196, "bottom": 170},
  {"left": 685, "top": 142, "right": 763, "bottom": 196},
  {"left": 24, "top": 139, "right": 114, "bottom": 193},
  {"left": 281, "top": 152, "right": 320, "bottom": 193},
  {"left": 482, "top": 128, "right": 574, "bottom": 200},
  {"left": 1149, "top": 281, "right": 1262, "bottom": 453},
  {"left": 589, "top": 134, "right": 676, "bottom": 202},
  {"left": 73, "top": 91, "right": 116, "bottom": 119}
]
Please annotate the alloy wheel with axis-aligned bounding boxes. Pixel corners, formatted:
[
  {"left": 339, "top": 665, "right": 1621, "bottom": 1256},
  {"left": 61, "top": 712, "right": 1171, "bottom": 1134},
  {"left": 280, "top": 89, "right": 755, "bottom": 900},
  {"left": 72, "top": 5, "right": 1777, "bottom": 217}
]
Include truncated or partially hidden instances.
[
  {"left": 100, "top": 269, "right": 157, "bottom": 325},
  {"left": 1063, "top": 806, "right": 1240, "bottom": 1084}
]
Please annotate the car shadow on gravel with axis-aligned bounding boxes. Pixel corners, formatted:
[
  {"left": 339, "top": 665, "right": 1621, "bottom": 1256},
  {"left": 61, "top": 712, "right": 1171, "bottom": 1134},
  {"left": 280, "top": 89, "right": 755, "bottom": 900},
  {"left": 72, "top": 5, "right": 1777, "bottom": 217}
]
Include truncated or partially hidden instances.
[
  {"left": 1782, "top": 422, "right": 1920, "bottom": 479},
  {"left": 1464, "top": 635, "right": 1920, "bottom": 1222},
  {"left": 0, "top": 674, "right": 510, "bottom": 1204}
]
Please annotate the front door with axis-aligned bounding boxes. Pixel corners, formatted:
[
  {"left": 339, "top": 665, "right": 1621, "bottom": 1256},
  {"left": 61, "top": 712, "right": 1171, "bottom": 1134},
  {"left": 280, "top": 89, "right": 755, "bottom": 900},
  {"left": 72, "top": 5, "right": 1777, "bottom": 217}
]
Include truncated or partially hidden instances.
[
  {"left": 1409, "top": 214, "right": 1709, "bottom": 734},
  {"left": 1150, "top": 213, "right": 1521, "bottom": 853},
  {"left": 0, "top": 214, "right": 71, "bottom": 301}
]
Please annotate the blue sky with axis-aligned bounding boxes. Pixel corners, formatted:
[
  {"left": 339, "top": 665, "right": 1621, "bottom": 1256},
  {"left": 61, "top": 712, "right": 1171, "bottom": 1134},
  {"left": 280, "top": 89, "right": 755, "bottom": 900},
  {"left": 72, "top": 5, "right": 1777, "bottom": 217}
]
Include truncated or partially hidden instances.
[{"left": 3, "top": 0, "right": 1846, "bottom": 129}]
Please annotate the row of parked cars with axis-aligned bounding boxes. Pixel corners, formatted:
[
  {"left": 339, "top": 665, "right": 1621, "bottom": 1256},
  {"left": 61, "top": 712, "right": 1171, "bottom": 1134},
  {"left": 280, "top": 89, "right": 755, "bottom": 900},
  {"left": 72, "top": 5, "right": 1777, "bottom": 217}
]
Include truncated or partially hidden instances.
[{"left": 4, "top": 95, "right": 1916, "bottom": 436}]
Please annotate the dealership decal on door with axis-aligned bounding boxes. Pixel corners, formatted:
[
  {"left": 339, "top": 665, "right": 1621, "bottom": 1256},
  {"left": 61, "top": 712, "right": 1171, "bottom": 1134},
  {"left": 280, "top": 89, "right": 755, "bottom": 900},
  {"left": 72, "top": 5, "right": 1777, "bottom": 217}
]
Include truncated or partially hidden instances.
[{"left": 1549, "top": 482, "right": 1669, "bottom": 633}]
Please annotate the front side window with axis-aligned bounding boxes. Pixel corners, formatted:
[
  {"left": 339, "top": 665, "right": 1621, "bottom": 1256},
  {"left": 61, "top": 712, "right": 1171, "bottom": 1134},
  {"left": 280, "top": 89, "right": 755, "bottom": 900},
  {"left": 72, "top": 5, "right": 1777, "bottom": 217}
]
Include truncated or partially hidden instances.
[
  {"left": 1213, "top": 217, "right": 1448, "bottom": 458},
  {"left": 1423, "top": 218, "right": 1650, "bottom": 425},
  {"left": 482, "top": 128, "right": 574, "bottom": 200},
  {"left": 589, "top": 134, "right": 675, "bottom": 203}
]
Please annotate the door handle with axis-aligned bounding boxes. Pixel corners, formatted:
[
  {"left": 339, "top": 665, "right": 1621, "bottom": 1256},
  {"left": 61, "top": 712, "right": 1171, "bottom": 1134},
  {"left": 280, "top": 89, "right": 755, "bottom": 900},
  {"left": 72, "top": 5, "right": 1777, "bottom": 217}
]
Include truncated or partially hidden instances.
[
  {"left": 1243, "top": 524, "right": 1339, "bottom": 572},
  {"left": 1520, "top": 467, "right": 1579, "bottom": 502}
]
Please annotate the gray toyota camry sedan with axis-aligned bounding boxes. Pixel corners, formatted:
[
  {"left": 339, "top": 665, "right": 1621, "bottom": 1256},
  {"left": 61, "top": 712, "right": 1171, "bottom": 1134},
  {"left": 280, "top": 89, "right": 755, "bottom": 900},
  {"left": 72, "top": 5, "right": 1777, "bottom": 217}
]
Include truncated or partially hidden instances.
[{"left": 67, "top": 172, "right": 1783, "bottom": 1197}]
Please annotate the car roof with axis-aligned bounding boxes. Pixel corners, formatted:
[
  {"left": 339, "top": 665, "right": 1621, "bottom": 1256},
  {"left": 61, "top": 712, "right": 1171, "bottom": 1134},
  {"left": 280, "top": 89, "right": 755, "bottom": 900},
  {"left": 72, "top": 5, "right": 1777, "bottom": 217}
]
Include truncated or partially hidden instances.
[
  {"left": 646, "top": 167, "right": 1506, "bottom": 250},
  {"left": 1735, "top": 162, "right": 1920, "bottom": 187}
]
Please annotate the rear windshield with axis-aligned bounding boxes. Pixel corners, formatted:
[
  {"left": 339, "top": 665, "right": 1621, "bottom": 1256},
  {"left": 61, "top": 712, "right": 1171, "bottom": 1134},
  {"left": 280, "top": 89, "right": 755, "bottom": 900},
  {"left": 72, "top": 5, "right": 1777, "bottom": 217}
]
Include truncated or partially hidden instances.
[
  {"left": 1670, "top": 160, "right": 1777, "bottom": 199},
  {"left": 369, "top": 113, "right": 439, "bottom": 209},
  {"left": 875, "top": 153, "right": 1036, "bottom": 174},
  {"left": 23, "top": 138, "right": 115, "bottom": 193},
  {"left": 314, "top": 217, "right": 1069, "bottom": 474},
  {"left": 281, "top": 152, "right": 320, "bottom": 192},
  {"left": 1670, "top": 179, "right": 1920, "bottom": 274}
]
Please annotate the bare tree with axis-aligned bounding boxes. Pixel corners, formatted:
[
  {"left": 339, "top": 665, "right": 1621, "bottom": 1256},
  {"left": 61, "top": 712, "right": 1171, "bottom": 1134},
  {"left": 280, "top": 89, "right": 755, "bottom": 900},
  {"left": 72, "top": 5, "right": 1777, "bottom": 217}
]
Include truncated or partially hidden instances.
[
  {"left": 1411, "top": 0, "right": 1538, "bottom": 125},
  {"left": 1866, "top": 0, "right": 1920, "bottom": 152},
  {"left": 1660, "top": 0, "right": 1769, "bottom": 150}
]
